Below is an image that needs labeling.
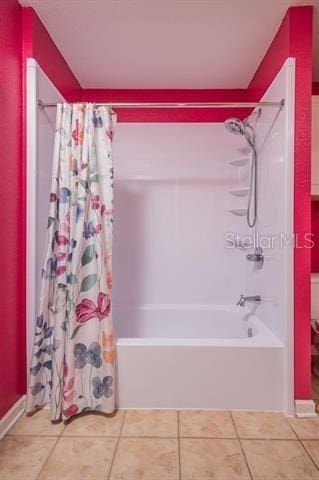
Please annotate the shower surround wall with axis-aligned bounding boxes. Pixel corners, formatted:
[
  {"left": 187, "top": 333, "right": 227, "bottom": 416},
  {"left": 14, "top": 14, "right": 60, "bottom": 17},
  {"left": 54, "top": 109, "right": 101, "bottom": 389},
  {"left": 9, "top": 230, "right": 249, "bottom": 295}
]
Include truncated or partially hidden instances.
[
  {"left": 26, "top": 59, "right": 65, "bottom": 374},
  {"left": 245, "top": 59, "right": 295, "bottom": 413},
  {"left": 112, "top": 124, "right": 246, "bottom": 310}
]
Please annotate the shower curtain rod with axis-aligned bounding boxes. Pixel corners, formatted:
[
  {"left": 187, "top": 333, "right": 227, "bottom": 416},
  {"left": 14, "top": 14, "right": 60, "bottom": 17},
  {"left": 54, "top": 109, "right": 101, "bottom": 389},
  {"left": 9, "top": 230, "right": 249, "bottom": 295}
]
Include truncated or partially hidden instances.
[{"left": 38, "top": 99, "right": 285, "bottom": 110}]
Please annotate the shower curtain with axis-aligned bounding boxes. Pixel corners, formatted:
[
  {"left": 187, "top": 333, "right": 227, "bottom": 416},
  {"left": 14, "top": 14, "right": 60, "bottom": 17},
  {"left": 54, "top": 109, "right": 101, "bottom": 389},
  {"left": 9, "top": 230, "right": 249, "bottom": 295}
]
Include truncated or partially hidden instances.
[{"left": 26, "top": 103, "right": 117, "bottom": 421}]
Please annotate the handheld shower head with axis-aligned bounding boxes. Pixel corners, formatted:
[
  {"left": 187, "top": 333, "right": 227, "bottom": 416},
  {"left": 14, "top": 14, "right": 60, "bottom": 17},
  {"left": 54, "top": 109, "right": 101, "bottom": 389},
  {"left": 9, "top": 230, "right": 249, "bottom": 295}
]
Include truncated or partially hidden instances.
[
  {"left": 224, "top": 117, "right": 255, "bottom": 149},
  {"left": 224, "top": 115, "right": 258, "bottom": 228},
  {"left": 224, "top": 118, "right": 245, "bottom": 136}
]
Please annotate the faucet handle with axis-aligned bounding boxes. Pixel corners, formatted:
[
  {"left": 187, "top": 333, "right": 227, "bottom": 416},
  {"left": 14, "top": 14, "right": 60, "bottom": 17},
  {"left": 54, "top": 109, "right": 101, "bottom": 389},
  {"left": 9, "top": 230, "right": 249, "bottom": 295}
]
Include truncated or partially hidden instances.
[{"left": 236, "top": 294, "right": 245, "bottom": 306}]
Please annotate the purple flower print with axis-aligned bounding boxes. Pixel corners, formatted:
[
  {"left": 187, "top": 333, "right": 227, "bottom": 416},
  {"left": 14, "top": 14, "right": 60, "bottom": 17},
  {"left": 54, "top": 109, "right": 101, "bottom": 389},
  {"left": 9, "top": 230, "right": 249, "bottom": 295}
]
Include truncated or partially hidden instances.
[
  {"left": 87, "top": 342, "right": 102, "bottom": 368},
  {"left": 74, "top": 343, "right": 87, "bottom": 369},
  {"left": 92, "top": 376, "right": 113, "bottom": 399},
  {"left": 73, "top": 342, "right": 102, "bottom": 369},
  {"left": 59, "top": 187, "right": 71, "bottom": 203},
  {"left": 76, "top": 204, "right": 84, "bottom": 222},
  {"left": 92, "top": 112, "right": 103, "bottom": 128},
  {"left": 83, "top": 221, "right": 95, "bottom": 239},
  {"left": 30, "top": 382, "right": 44, "bottom": 396}
]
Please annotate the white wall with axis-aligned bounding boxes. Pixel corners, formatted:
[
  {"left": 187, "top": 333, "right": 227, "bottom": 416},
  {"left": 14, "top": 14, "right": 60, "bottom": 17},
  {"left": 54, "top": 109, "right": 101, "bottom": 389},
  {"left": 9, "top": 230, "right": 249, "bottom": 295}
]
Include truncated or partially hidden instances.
[
  {"left": 245, "top": 58, "right": 295, "bottom": 413},
  {"left": 26, "top": 59, "right": 65, "bottom": 372},
  {"left": 112, "top": 123, "right": 249, "bottom": 308},
  {"left": 243, "top": 59, "right": 294, "bottom": 345}
]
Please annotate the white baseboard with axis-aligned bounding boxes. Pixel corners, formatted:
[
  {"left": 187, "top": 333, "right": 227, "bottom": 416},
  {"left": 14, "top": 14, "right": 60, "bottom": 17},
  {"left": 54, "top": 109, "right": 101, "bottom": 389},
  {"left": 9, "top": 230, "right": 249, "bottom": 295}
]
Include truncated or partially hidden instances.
[
  {"left": 294, "top": 399, "right": 317, "bottom": 418},
  {"left": 0, "top": 396, "right": 26, "bottom": 440}
]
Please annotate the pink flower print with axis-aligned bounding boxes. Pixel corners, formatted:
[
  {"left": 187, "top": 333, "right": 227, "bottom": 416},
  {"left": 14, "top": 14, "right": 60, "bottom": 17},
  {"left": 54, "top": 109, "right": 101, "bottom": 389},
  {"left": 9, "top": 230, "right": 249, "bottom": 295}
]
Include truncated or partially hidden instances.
[
  {"left": 55, "top": 232, "right": 69, "bottom": 246},
  {"left": 106, "top": 128, "right": 114, "bottom": 141},
  {"left": 91, "top": 194, "right": 100, "bottom": 210},
  {"left": 72, "top": 120, "right": 84, "bottom": 146},
  {"left": 101, "top": 204, "right": 113, "bottom": 216},
  {"left": 76, "top": 299, "right": 96, "bottom": 323},
  {"left": 93, "top": 223, "right": 102, "bottom": 235},
  {"left": 63, "top": 376, "right": 76, "bottom": 403},
  {"left": 97, "top": 293, "right": 111, "bottom": 318},
  {"left": 63, "top": 404, "right": 79, "bottom": 418},
  {"left": 57, "top": 265, "right": 66, "bottom": 276},
  {"left": 76, "top": 293, "right": 111, "bottom": 323}
]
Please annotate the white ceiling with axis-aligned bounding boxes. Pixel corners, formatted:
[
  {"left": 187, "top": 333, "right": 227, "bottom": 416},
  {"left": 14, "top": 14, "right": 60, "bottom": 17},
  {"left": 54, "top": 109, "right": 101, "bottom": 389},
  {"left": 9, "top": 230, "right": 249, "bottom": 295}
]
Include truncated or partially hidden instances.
[{"left": 19, "top": 0, "right": 319, "bottom": 89}]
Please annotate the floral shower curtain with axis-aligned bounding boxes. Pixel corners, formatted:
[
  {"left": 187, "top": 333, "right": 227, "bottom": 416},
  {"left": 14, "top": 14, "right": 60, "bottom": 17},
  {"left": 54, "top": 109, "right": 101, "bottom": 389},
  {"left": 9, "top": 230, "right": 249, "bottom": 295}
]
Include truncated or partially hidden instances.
[{"left": 26, "top": 103, "right": 117, "bottom": 420}]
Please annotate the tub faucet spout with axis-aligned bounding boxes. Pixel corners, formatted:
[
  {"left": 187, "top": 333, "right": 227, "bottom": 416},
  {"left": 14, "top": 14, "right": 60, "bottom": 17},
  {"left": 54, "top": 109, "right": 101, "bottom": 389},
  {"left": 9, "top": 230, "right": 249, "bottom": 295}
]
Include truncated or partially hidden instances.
[{"left": 236, "top": 294, "right": 261, "bottom": 307}]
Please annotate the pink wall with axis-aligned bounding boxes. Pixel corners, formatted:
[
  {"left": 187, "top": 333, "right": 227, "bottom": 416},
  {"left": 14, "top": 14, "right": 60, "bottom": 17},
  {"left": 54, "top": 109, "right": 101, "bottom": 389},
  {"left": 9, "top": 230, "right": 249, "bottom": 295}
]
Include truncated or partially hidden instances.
[
  {"left": 82, "top": 89, "right": 250, "bottom": 122},
  {"left": 0, "top": 0, "right": 25, "bottom": 418},
  {"left": 247, "top": 6, "right": 313, "bottom": 400},
  {"left": 312, "top": 202, "right": 319, "bottom": 272},
  {"left": 0, "top": 5, "right": 82, "bottom": 419},
  {"left": 22, "top": 8, "right": 81, "bottom": 101}
]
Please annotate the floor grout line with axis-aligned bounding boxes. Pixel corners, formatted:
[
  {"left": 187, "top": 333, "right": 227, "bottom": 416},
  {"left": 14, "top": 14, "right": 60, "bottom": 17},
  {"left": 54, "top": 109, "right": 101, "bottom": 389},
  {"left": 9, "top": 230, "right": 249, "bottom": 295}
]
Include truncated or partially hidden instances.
[
  {"left": 34, "top": 417, "right": 67, "bottom": 480},
  {"left": 230, "top": 411, "right": 254, "bottom": 480},
  {"left": 107, "top": 410, "right": 127, "bottom": 480},
  {"left": 286, "top": 418, "right": 314, "bottom": 442},
  {"left": 177, "top": 411, "right": 182, "bottom": 480},
  {"left": 34, "top": 435, "right": 60, "bottom": 480},
  {"left": 8, "top": 432, "right": 319, "bottom": 440},
  {"left": 299, "top": 439, "right": 319, "bottom": 471}
]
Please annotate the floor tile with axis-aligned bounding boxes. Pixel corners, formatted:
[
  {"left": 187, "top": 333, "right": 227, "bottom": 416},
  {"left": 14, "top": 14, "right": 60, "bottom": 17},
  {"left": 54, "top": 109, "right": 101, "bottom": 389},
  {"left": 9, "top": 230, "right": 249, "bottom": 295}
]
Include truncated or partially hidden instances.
[
  {"left": 63, "top": 410, "right": 124, "bottom": 436},
  {"left": 0, "top": 436, "right": 56, "bottom": 480},
  {"left": 232, "top": 411, "right": 296, "bottom": 439},
  {"left": 8, "top": 409, "right": 64, "bottom": 436},
  {"left": 37, "top": 436, "right": 117, "bottom": 480},
  {"left": 179, "top": 410, "right": 236, "bottom": 438},
  {"left": 121, "top": 410, "right": 178, "bottom": 437},
  {"left": 288, "top": 416, "right": 319, "bottom": 439},
  {"left": 180, "top": 438, "right": 250, "bottom": 480},
  {"left": 242, "top": 439, "right": 319, "bottom": 480},
  {"left": 303, "top": 440, "right": 319, "bottom": 468},
  {"left": 110, "top": 437, "right": 179, "bottom": 480}
]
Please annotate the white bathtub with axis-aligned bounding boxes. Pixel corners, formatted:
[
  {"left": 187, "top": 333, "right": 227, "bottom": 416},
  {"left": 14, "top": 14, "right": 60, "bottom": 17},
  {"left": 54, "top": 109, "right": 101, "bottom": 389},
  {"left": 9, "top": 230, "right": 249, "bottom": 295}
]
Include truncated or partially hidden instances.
[{"left": 114, "top": 304, "right": 284, "bottom": 411}]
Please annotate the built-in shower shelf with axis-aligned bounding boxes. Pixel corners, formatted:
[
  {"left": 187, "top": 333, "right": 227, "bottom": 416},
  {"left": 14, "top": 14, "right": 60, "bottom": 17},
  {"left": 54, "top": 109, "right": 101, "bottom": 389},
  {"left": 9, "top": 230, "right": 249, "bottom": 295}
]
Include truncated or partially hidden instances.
[
  {"left": 229, "top": 158, "right": 249, "bottom": 167},
  {"left": 229, "top": 188, "right": 249, "bottom": 197},
  {"left": 228, "top": 208, "right": 247, "bottom": 216}
]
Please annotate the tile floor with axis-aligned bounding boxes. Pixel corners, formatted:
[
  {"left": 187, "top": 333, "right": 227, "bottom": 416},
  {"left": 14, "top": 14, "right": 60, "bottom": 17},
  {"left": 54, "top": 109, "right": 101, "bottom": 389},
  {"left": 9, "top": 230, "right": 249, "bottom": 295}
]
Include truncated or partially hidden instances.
[{"left": 1, "top": 409, "right": 319, "bottom": 479}]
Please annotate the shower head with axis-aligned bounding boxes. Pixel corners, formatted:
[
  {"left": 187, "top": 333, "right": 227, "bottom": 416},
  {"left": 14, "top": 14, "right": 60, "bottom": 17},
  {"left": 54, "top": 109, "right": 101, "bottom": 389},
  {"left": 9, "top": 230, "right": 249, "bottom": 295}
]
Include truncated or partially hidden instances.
[
  {"left": 225, "top": 113, "right": 259, "bottom": 229},
  {"left": 224, "top": 116, "right": 255, "bottom": 150},
  {"left": 224, "top": 118, "right": 245, "bottom": 136}
]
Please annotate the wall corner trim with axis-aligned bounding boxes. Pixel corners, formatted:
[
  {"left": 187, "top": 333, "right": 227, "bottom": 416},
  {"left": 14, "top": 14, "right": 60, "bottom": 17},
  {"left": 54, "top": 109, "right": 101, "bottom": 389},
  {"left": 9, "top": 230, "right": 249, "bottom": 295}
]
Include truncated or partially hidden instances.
[
  {"left": 0, "top": 396, "right": 26, "bottom": 440},
  {"left": 294, "top": 399, "right": 317, "bottom": 418}
]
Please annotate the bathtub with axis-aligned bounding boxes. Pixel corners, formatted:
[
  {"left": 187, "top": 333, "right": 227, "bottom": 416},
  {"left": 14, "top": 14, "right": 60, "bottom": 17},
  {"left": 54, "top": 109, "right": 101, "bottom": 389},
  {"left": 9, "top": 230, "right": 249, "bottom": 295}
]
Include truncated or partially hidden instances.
[{"left": 114, "top": 304, "right": 284, "bottom": 411}]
